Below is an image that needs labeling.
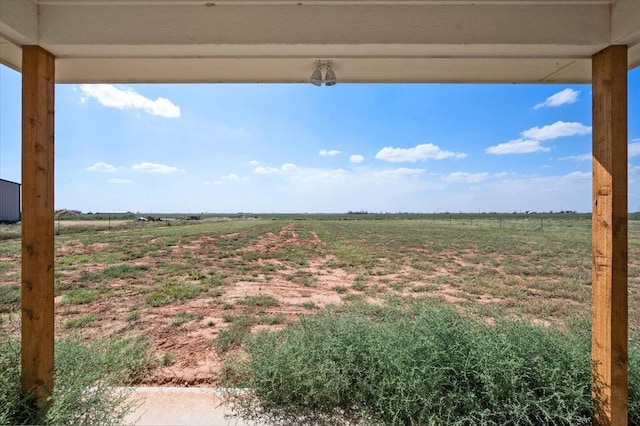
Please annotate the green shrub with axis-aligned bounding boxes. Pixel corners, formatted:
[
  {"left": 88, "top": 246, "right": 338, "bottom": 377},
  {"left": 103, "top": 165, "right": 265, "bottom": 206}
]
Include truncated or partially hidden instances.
[
  {"left": 0, "top": 335, "right": 150, "bottom": 425},
  {"left": 231, "top": 307, "right": 640, "bottom": 425},
  {"left": 630, "top": 335, "right": 640, "bottom": 426},
  {"left": 0, "top": 338, "right": 30, "bottom": 424}
]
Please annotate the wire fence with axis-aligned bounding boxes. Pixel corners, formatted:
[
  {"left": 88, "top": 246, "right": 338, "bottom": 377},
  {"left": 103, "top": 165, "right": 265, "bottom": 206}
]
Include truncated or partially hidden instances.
[{"left": 1, "top": 214, "right": 640, "bottom": 240}]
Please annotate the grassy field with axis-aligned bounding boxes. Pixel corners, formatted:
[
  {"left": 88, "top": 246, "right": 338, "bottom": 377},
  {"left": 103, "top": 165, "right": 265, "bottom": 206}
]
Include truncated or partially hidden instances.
[{"left": 1, "top": 214, "right": 639, "bottom": 387}]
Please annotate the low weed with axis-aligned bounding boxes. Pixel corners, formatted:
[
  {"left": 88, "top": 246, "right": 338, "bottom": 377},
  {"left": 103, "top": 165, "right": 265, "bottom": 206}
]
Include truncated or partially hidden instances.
[
  {"left": 62, "top": 287, "right": 100, "bottom": 305},
  {"left": 64, "top": 314, "right": 97, "bottom": 329},
  {"left": 411, "top": 284, "right": 437, "bottom": 293},
  {"left": 213, "top": 315, "right": 256, "bottom": 353},
  {"left": 271, "top": 246, "right": 312, "bottom": 266},
  {"left": 203, "top": 271, "right": 225, "bottom": 287},
  {"left": 239, "top": 295, "right": 279, "bottom": 307},
  {"left": 331, "top": 243, "right": 375, "bottom": 268},
  {"left": 301, "top": 301, "right": 317, "bottom": 310},
  {"left": 0, "top": 285, "right": 20, "bottom": 313},
  {"left": 170, "top": 311, "right": 203, "bottom": 327},
  {"left": 284, "top": 270, "right": 317, "bottom": 287},
  {"left": 352, "top": 275, "right": 368, "bottom": 291},
  {"left": 146, "top": 280, "right": 203, "bottom": 307},
  {"left": 258, "top": 313, "right": 286, "bottom": 326},
  {"left": 94, "top": 264, "right": 148, "bottom": 281}
]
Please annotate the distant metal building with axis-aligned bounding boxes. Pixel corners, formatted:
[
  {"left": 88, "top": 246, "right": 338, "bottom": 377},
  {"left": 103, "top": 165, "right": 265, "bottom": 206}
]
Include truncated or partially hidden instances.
[{"left": 0, "top": 179, "right": 21, "bottom": 223}]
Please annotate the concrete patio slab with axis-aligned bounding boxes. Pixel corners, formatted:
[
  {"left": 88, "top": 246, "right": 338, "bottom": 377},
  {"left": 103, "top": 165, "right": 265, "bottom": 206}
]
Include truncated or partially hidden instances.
[{"left": 123, "top": 387, "right": 265, "bottom": 426}]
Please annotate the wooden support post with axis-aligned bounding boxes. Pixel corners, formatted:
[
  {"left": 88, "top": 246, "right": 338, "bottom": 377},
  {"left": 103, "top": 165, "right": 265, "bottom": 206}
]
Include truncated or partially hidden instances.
[
  {"left": 21, "top": 45, "right": 55, "bottom": 413},
  {"left": 592, "top": 45, "right": 628, "bottom": 426}
]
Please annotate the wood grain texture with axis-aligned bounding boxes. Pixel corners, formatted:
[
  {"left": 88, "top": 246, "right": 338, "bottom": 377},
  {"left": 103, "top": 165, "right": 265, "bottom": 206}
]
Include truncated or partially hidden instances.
[
  {"left": 21, "top": 45, "right": 55, "bottom": 412},
  {"left": 591, "top": 45, "right": 628, "bottom": 426}
]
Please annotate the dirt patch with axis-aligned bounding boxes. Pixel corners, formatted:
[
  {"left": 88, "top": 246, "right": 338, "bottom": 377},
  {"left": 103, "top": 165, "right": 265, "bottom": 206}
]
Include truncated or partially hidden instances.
[{"left": 37, "top": 225, "right": 375, "bottom": 386}]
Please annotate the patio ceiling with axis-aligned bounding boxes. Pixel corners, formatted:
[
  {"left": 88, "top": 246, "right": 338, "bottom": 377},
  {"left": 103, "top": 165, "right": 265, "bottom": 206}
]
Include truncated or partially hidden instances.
[{"left": 1, "top": 0, "right": 639, "bottom": 84}]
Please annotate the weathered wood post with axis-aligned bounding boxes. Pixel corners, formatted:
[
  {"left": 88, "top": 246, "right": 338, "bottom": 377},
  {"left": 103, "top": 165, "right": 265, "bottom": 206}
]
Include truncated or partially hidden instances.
[
  {"left": 591, "top": 44, "right": 628, "bottom": 426},
  {"left": 21, "top": 45, "right": 56, "bottom": 413}
]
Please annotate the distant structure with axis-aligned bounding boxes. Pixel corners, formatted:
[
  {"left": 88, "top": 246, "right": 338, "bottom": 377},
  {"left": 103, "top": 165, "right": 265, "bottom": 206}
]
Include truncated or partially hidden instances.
[{"left": 0, "top": 179, "right": 21, "bottom": 223}]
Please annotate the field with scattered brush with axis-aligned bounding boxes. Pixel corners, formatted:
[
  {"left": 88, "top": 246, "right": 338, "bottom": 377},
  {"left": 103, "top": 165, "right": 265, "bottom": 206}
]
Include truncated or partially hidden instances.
[{"left": 1, "top": 214, "right": 639, "bottom": 424}]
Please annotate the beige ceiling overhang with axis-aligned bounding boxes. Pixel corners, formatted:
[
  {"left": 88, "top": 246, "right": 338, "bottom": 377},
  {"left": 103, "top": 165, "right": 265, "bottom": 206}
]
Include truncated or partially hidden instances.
[{"left": 1, "top": 0, "right": 640, "bottom": 84}]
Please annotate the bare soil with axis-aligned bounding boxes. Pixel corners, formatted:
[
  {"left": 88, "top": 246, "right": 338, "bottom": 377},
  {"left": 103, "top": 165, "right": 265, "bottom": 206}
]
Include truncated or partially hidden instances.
[{"left": 52, "top": 225, "right": 383, "bottom": 386}]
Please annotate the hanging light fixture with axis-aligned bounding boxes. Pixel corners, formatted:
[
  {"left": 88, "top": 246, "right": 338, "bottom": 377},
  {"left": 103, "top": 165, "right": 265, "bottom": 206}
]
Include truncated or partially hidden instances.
[
  {"left": 310, "top": 61, "right": 323, "bottom": 86},
  {"left": 324, "top": 62, "right": 337, "bottom": 86},
  {"left": 310, "top": 60, "right": 337, "bottom": 87}
]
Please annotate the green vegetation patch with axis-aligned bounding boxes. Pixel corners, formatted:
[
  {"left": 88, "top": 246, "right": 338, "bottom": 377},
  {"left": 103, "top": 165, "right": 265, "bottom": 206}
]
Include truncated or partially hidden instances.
[
  {"left": 230, "top": 307, "right": 640, "bottom": 425},
  {"left": 64, "top": 314, "right": 97, "bottom": 329},
  {"left": 214, "top": 312, "right": 287, "bottom": 354},
  {"left": 331, "top": 242, "right": 376, "bottom": 268},
  {"left": 0, "top": 285, "right": 20, "bottom": 313},
  {"left": 170, "top": 311, "right": 203, "bottom": 327},
  {"left": 284, "top": 270, "right": 317, "bottom": 287},
  {"left": 239, "top": 295, "right": 280, "bottom": 307},
  {"left": 82, "top": 264, "right": 148, "bottom": 282},
  {"left": 146, "top": 280, "right": 204, "bottom": 307},
  {"left": 0, "top": 334, "right": 153, "bottom": 425},
  {"left": 62, "top": 287, "right": 100, "bottom": 305},
  {"left": 214, "top": 315, "right": 257, "bottom": 353},
  {"left": 126, "top": 310, "right": 140, "bottom": 322}
]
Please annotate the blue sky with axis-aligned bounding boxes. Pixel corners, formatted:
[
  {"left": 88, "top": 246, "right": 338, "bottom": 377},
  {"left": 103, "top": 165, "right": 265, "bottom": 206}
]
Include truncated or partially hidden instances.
[{"left": 1, "top": 64, "right": 638, "bottom": 214}]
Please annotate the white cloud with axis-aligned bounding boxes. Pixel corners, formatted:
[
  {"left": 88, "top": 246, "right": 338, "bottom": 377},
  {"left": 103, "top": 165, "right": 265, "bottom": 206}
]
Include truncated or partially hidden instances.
[
  {"left": 282, "top": 163, "right": 298, "bottom": 171},
  {"left": 254, "top": 166, "right": 279, "bottom": 175},
  {"left": 78, "top": 84, "right": 180, "bottom": 118},
  {"left": 248, "top": 160, "right": 259, "bottom": 167},
  {"left": 319, "top": 149, "right": 341, "bottom": 156},
  {"left": 486, "top": 139, "right": 551, "bottom": 155},
  {"left": 521, "top": 121, "right": 591, "bottom": 141},
  {"left": 630, "top": 140, "right": 640, "bottom": 157},
  {"left": 132, "top": 162, "right": 184, "bottom": 173},
  {"left": 374, "top": 168, "right": 426, "bottom": 179},
  {"left": 221, "top": 174, "right": 249, "bottom": 182},
  {"left": 107, "top": 178, "right": 131, "bottom": 184},
  {"left": 86, "top": 162, "right": 116, "bottom": 173},
  {"left": 350, "top": 154, "right": 365, "bottom": 164},
  {"left": 534, "top": 88, "right": 580, "bottom": 109},
  {"left": 375, "top": 143, "right": 467, "bottom": 162},
  {"left": 561, "top": 153, "right": 591, "bottom": 162},
  {"left": 441, "top": 172, "right": 490, "bottom": 183}
]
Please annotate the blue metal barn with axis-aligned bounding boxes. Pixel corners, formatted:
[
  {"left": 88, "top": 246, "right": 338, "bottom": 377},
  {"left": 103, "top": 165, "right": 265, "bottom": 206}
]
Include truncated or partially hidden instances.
[{"left": 0, "top": 178, "right": 21, "bottom": 223}]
